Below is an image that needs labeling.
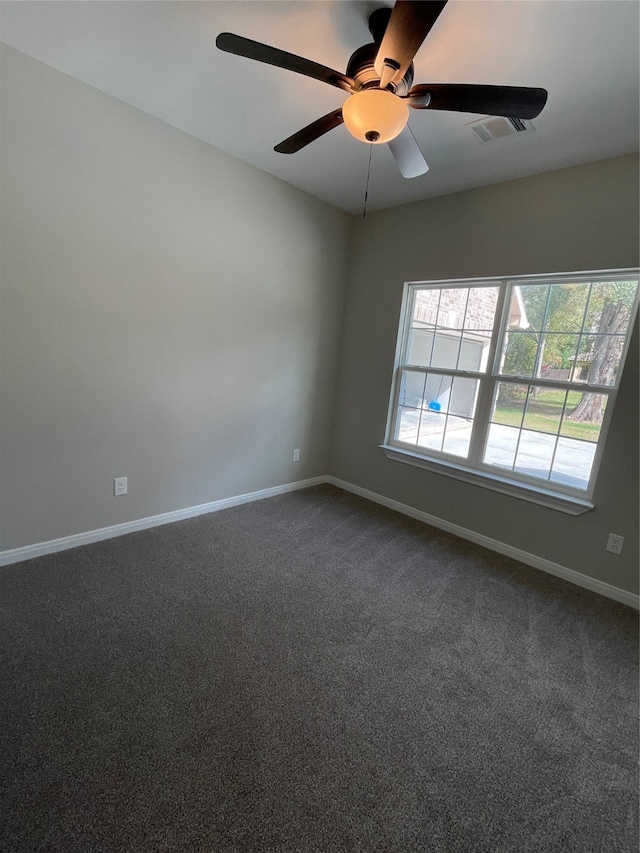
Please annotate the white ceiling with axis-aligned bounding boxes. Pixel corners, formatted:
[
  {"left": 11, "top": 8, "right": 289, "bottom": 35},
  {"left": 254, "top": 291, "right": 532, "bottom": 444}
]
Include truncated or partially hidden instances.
[{"left": 1, "top": 1, "right": 638, "bottom": 214}]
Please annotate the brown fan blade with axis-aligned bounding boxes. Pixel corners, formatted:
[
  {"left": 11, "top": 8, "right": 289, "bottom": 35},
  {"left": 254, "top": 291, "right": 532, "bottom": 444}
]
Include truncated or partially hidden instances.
[
  {"left": 374, "top": 1, "right": 448, "bottom": 89},
  {"left": 216, "top": 33, "right": 354, "bottom": 93},
  {"left": 387, "top": 126, "right": 429, "bottom": 178},
  {"left": 274, "top": 110, "right": 344, "bottom": 154},
  {"left": 406, "top": 84, "right": 548, "bottom": 119}
]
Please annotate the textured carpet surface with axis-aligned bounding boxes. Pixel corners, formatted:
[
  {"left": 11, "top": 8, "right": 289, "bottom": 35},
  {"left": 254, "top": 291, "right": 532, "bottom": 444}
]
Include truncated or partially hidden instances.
[{"left": 1, "top": 484, "right": 638, "bottom": 852}]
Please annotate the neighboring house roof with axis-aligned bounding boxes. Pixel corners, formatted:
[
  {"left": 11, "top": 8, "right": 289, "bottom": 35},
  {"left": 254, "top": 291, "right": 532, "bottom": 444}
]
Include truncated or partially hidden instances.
[{"left": 509, "top": 286, "right": 529, "bottom": 329}]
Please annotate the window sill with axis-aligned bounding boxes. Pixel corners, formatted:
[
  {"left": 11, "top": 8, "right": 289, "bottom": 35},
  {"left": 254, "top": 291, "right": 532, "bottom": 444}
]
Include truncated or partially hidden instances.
[{"left": 379, "top": 445, "right": 594, "bottom": 515}]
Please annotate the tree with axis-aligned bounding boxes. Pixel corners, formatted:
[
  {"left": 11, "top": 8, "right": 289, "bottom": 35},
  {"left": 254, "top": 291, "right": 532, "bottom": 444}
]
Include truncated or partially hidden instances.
[
  {"left": 568, "top": 297, "right": 630, "bottom": 422},
  {"left": 510, "top": 280, "right": 636, "bottom": 423}
]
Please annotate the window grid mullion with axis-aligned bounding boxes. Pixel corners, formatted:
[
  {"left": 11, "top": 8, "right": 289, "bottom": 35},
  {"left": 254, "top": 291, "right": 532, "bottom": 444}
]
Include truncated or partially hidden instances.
[
  {"left": 531, "top": 285, "right": 552, "bottom": 382},
  {"left": 453, "top": 291, "right": 470, "bottom": 370},
  {"left": 400, "top": 289, "right": 418, "bottom": 364},
  {"left": 510, "top": 400, "right": 527, "bottom": 474},
  {"left": 427, "top": 289, "right": 442, "bottom": 367},
  {"left": 414, "top": 371, "right": 428, "bottom": 447},
  {"left": 573, "top": 282, "right": 594, "bottom": 380},
  {"left": 546, "top": 389, "right": 570, "bottom": 481},
  {"left": 467, "top": 283, "right": 509, "bottom": 466}
]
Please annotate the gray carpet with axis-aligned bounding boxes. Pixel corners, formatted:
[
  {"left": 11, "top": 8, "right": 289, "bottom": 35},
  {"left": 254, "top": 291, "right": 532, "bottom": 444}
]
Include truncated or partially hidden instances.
[{"left": 1, "top": 484, "right": 637, "bottom": 852}]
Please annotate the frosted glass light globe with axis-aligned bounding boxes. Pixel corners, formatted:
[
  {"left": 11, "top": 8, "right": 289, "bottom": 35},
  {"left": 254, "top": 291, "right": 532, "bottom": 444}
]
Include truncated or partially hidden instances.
[{"left": 342, "top": 89, "right": 409, "bottom": 144}]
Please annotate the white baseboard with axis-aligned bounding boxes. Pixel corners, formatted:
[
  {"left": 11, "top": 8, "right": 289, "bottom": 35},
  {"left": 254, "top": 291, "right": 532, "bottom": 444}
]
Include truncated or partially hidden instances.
[
  {"left": 325, "top": 476, "right": 640, "bottom": 610},
  {"left": 0, "top": 476, "right": 326, "bottom": 568},
  {"left": 3, "top": 474, "right": 637, "bottom": 611}
]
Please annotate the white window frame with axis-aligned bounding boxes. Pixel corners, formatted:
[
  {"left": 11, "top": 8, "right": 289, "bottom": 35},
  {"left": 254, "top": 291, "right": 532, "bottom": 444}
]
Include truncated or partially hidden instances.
[{"left": 381, "top": 269, "right": 639, "bottom": 515}]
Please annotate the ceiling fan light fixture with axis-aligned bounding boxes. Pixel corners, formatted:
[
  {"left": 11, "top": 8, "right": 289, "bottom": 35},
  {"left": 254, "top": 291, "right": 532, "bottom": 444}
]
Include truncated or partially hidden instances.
[{"left": 342, "top": 89, "right": 409, "bottom": 144}]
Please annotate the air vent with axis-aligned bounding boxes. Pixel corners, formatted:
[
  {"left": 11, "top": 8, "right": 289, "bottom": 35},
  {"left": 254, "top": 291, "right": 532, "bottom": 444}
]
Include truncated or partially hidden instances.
[{"left": 468, "top": 116, "right": 534, "bottom": 142}]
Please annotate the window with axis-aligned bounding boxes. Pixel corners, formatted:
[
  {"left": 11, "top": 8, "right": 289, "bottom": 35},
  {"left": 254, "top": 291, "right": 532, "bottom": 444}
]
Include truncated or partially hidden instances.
[{"left": 383, "top": 271, "right": 639, "bottom": 513}]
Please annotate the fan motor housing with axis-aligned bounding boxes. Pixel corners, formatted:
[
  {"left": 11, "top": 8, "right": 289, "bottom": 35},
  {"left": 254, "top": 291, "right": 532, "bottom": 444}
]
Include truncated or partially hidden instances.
[{"left": 346, "top": 43, "right": 414, "bottom": 95}]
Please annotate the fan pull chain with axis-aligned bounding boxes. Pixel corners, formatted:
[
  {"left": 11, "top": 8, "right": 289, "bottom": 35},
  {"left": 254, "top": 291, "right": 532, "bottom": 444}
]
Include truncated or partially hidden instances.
[{"left": 363, "top": 142, "right": 373, "bottom": 219}]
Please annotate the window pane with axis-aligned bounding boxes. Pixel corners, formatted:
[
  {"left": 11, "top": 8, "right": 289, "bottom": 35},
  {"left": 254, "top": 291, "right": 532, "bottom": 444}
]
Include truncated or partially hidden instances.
[
  {"left": 412, "top": 289, "right": 440, "bottom": 326},
  {"left": 573, "top": 334, "right": 626, "bottom": 386},
  {"left": 396, "top": 371, "right": 427, "bottom": 445},
  {"left": 406, "top": 327, "right": 434, "bottom": 367},
  {"left": 431, "top": 332, "right": 462, "bottom": 369},
  {"left": 514, "top": 430, "right": 555, "bottom": 480},
  {"left": 398, "top": 370, "right": 427, "bottom": 408},
  {"left": 465, "top": 287, "right": 499, "bottom": 330},
  {"left": 441, "top": 377, "right": 478, "bottom": 458},
  {"left": 424, "top": 373, "right": 453, "bottom": 411},
  {"left": 583, "top": 280, "right": 638, "bottom": 335},
  {"left": 543, "top": 283, "right": 590, "bottom": 332},
  {"left": 417, "top": 374, "right": 449, "bottom": 451},
  {"left": 448, "top": 376, "right": 479, "bottom": 419},
  {"left": 538, "top": 334, "right": 580, "bottom": 379},
  {"left": 442, "top": 422, "right": 472, "bottom": 457},
  {"left": 518, "top": 284, "right": 548, "bottom": 328},
  {"left": 483, "top": 423, "right": 519, "bottom": 469},
  {"left": 522, "top": 386, "right": 565, "bottom": 435},
  {"left": 560, "top": 392, "right": 608, "bottom": 439},
  {"left": 499, "top": 331, "right": 538, "bottom": 377},
  {"left": 458, "top": 331, "right": 493, "bottom": 371},
  {"left": 550, "top": 438, "right": 597, "bottom": 490},
  {"left": 396, "top": 407, "right": 421, "bottom": 444},
  {"left": 417, "top": 412, "right": 445, "bottom": 452},
  {"left": 491, "top": 382, "right": 527, "bottom": 427}
]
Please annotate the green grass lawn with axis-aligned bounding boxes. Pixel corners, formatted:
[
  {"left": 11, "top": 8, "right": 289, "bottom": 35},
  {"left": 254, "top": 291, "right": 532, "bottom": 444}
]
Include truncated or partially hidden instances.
[{"left": 493, "top": 389, "right": 601, "bottom": 441}]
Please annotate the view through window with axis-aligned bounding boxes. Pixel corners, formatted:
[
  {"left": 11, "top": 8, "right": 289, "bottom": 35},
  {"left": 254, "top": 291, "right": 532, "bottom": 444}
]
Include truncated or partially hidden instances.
[{"left": 385, "top": 271, "right": 639, "bottom": 503}]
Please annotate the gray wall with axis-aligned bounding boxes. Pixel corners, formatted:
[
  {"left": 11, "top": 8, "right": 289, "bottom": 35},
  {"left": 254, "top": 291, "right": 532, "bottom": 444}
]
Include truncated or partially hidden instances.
[
  {"left": 0, "top": 46, "right": 351, "bottom": 550},
  {"left": 330, "top": 154, "right": 639, "bottom": 595}
]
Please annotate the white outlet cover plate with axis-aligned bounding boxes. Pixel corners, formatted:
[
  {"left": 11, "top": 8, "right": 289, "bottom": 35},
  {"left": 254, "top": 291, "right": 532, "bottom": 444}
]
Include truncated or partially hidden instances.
[
  {"left": 114, "top": 477, "right": 128, "bottom": 496},
  {"left": 606, "top": 533, "right": 624, "bottom": 554}
]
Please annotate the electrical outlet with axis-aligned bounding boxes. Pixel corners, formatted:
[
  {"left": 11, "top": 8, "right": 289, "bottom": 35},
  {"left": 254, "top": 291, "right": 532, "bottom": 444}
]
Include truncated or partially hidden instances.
[
  {"left": 114, "top": 477, "right": 128, "bottom": 496},
  {"left": 606, "top": 533, "right": 624, "bottom": 555},
  {"left": 293, "top": 449, "right": 300, "bottom": 462}
]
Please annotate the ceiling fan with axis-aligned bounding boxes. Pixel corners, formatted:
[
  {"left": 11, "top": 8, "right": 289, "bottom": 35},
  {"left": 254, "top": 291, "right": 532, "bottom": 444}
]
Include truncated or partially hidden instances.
[{"left": 216, "top": 0, "right": 548, "bottom": 178}]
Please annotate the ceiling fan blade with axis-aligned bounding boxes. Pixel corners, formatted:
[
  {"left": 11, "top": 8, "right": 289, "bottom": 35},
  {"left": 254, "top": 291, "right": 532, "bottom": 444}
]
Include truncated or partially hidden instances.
[
  {"left": 387, "top": 126, "right": 429, "bottom": 178},
  {"left": 374, "top": 1, "right": 448, "bottom": 89},
  {"left": 216, "top": 33, "right": 354, "bottom": 93},
  {"left": 274, "top": 109, "right": 344, "bottom": 154},
  {"left": 407, "top": 84, "right": 548, "bottom": 119}
]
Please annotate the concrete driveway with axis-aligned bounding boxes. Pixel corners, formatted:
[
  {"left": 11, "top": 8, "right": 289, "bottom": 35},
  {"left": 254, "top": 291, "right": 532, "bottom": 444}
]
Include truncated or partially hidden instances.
[{"left": 398, "top": 410, "right": 595, "bottom": 490}]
